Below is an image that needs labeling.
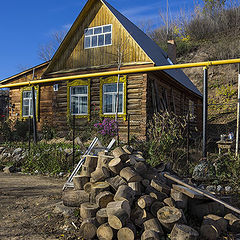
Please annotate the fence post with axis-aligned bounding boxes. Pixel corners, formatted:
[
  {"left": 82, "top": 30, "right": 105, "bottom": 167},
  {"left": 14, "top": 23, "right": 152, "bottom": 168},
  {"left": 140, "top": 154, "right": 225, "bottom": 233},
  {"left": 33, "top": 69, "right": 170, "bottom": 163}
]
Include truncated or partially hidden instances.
[
  {"left": 236, "top": 64, "right": 240, "bottom": 158},
  {"left": 202, "top": 67, "right": 208, "bottom": 159},
  {"left": 31, "top": 86, "right": 37, "bottom": 144},
  {"left": 127, "top": 114, "right": 130, "bottom": 146},
  {"left": 28, "top": 116, "right": 31, "bottom": 152},
  {"left": 72, "top": 114, "right": 75, "bottom": 167}
]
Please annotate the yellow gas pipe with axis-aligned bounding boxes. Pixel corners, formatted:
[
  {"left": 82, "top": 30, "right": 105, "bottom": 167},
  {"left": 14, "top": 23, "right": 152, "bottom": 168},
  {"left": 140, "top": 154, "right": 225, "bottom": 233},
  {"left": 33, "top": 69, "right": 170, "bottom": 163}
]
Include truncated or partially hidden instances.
[{"left": 1, "top": 58, "right": 240, "bottom": 89}]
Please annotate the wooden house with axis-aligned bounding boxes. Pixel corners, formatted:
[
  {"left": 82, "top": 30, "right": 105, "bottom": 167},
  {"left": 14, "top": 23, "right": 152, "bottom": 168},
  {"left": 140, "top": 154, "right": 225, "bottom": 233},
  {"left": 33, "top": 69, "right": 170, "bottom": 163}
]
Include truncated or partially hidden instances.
[{"left": 0, "top": 0, "right": 202, "bottom": 141}]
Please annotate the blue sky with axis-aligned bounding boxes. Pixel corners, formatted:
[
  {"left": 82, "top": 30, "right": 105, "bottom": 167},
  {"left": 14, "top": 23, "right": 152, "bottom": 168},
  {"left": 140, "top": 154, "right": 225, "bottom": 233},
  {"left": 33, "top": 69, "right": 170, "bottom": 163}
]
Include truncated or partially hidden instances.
[{"left": 0, "top": 0, "right": 197, "bottom": 80}]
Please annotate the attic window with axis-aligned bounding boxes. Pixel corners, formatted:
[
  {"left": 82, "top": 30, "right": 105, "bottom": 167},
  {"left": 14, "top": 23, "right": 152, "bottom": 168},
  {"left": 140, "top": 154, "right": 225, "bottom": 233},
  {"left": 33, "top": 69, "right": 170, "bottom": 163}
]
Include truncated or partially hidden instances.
[{"left": 84, "top": 24, "right": 112, "bottom": 49}]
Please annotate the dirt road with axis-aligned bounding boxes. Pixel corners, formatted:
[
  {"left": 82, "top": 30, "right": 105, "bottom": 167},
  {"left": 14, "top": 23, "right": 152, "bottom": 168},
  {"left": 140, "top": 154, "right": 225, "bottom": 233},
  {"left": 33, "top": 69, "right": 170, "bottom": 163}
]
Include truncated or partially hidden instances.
[{"left": 0, "top": 172, "right": 68, "bottom": 240}]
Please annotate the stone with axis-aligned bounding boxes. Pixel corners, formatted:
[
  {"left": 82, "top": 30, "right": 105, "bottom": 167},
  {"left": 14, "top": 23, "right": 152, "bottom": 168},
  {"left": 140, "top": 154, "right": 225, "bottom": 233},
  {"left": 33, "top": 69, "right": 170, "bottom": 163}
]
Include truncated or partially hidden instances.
[
  {"left": 225, "top": 186, "right": 232, "bottom": 194},
  {"left": 3, "top": 166, "right": 15, "bottom": 174},
  {"left": 216, "top": 185, "right": 223, "bottom": 193},
  {"left": 53, "top": 201, "right": 75, "bottom": 218},
  {"left": 12, "top": 148, "right": 22, "bottom": 157},
  {"left": 0, "top": 147, "right": 5, "bottom": 154},
  {"left": 192, "top": 161, "right": 215, "bottom": 181},
  {"left": 206, "top": 185, "right": 216, "bottom": 193}
]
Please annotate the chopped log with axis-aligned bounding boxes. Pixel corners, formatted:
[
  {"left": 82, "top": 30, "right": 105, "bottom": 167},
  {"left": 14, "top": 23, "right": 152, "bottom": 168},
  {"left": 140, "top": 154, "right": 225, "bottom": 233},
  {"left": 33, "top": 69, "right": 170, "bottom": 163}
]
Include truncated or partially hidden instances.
[
  {"left": 163, "top": 197, "right": 175, "bottom": 207},
  {"left": 97, "top": 223, "right": 115, "bottom": 240},
  {"left": 127, "top": 155, "right": 138, "bottom": 165},
  {"left": 108, "top": 209, "right": 129, "bottom": 229},
  {"left": 171, "top": 189, "right": 188, "bottom": 209},
  {"left": 120, "top": 167, "right": 142, "bottom": 182},
  {"left": 80, "top": 218, "right": 98, "bottom": 239},
  {"left": 150, "top": 179, "right": 171, "bottom": 195},
  {"left": 141, "top": 230, "right": 159, "bottom": 240},
  {"left": 105, "top": 175, "right": 127, "bottom": 191},
  {"left": 137, "top": 195, "right": 154, "bottom": 209},
  {"left": 172, "top": 184, "right": 207, "bottom": 199},
  {"left": 80, "top": 202, "right": 99, "bottom": 219},
  {"left": 84, "top": 155, "right": 98, "bottom": 169},
  {"left": 80, "top": 165, "right": 95, "bottom": 177},
  {"left": 96, "top": 208, "right": 108, "bottom": 225},
  {"left": 122, "top": 145, "right": 133, "bottom": 155},
  {"left": 62, "top": 190, "right": 89, "bottom": 207},
  {"left": 98, "top": 154, "right": 114, "bottom": 169},
  {"left": 141, "top": 179, "right": 150, "bottom": 188},
  {"left": 112, "top": 147, "right": 129, "bottom": 161},
  {"left": 134, "top": 162, "right": 147, "bottom": 175},
  {"left": 146, "top": 186, "right": 168, "bottom": 201},
  {"left": 96, "top": 191, "right": 114, "bottom": 208},
  {"left": 106, "top": 200, "right": 131, "bottom": 217},
  {"left": 128, "top": 182, "right": 141, "bottom": 195},
  {"left": 84, "top": 182, "right": 93, "bottom": 194},
  {"left": 73, "top": 175, "right": 89, "bottom": 190},
  {"left": 132, "top": 153, "right": 145, "bottom": 162},
  {"left": 150, "top": 201, "right": 165, "bottom": 217},
  {"left": 108, "top": 157, "right": 124, "bottom": 174},
  {"left": 157, "top": 206, "right": 184, "bottom": 232},
  {"left": 170, "top": 224, "right": 199, "bottom": 240},
  {"left": 131, "top": 206, "right": 151, "bottom": 226},
  {"left": 90, "top": 182, "right": 111, "bottom": 202},
  {"left": 91, "top": 166, "right": 110, "bottom": 182},
  {"left": 114, "top": 185, "right": 135, "bottom": 204},
  {"left": 224, "top": 213, "right": 240, "bottom": 233},
  {"left": 117, "top": 221, "right": 136, "bottom": 240},
  {"left": 143, "top": 218, "right": 164, "bottom": 235}
]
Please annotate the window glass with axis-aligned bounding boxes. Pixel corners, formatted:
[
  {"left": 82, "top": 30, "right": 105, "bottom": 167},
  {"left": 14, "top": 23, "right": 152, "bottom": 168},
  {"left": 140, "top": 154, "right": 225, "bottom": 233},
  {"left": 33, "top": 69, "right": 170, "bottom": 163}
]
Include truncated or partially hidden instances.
[
  {"left": 85, "top": 28, "right": 93, "bottom": 36},
  {"left": 92, "top": 36, "right": 97, "bottom": 47},
  {"left": 105, "top": 33, "right": 111, "bottom": 45},
  {"left": 70, "top": 86, "right": 88, "bottom": 115},
  {"left": 98, "top": 35, "right": 104, "bottom": 46},
  {"left": 103, "top": 25, "right": 111, "bottom": 33},
  {"left": 94, "top": 27, "right": 102, "bottom": 34},
  {"left": 22, "top": 90, "right": 37, "bottom": 117},
  {"left": 85, "top": 37, "right": 90, "bottom": 48}
]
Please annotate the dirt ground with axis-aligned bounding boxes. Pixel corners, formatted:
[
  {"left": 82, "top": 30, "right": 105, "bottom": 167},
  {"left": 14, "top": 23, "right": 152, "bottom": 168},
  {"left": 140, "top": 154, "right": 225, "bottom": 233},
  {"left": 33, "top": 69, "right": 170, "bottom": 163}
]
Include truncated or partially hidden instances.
[{"left": 0, "top": 172, "right": 78, "bottom": 240}]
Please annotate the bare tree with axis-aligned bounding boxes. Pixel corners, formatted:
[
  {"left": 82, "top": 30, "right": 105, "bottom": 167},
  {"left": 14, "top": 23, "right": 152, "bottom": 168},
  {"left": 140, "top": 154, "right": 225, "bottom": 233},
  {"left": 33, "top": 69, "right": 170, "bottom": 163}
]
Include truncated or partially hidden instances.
[{"left": 38, "top": 30, "right": 67, "bottom": 61}]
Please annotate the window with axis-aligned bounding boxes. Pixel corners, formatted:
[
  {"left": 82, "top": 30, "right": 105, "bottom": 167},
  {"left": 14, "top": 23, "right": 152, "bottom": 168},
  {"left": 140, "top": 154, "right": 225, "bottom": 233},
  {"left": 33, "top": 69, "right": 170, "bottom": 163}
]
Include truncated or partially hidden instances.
[
  {"left": 22, "top": 90, "right": 37, "bottom": 117},
  {"left": 103, "top": 83, "right": 124, "bottom": 114},
  {"left": 84, "top": 24, "right": 112, "bottom": 49},
  {"left": 70, "top": 86, "right": 88, "bottom": 115}
]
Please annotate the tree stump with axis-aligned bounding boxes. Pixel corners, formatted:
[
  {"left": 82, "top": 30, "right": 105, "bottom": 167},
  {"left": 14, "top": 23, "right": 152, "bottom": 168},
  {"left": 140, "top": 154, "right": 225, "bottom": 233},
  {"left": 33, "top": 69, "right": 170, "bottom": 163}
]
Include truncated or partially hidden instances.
[
  {"left": 91, "top": 166, "right": 110, "bottom": 182},
  {"left": 108, "top": 157, "right": 124, "bottom": 174},
  {"left": 96, "top": 208, "right": 108, "bottom": 225},
  {"left": 170, "top": 224, "right": 199, "bottom": 240},
  {"left": 106, "top": 200, "right": 131, "bottom": 217},
  {"left": 120, "top": 167, "right": 142, "bottom": 182},
  {"left": 137, "top": 195, "right": 154, "bottom": 209},
  {"left": 105, "top": 175, "right": 127, "bottom": 191},
  {"left": 80, "top": 218, "right": 98, "bottom": 239},
  {"left": 73, "top": 175, "right": 89, "bottom": 190},
  {"left": 143, "top": 218, "right": 164, "bottom": 235},
  {"left": 108, "top": 209, "right": 129, "bottom": 230},
  {"left": 97, "top": 223, "right": 115, "bottom": 240},
  {"left": 62, "top": 190, "right": 89, "bottom": 207},
  {"left": 150, "top": 201, "right": 165, "bottom": 217},
  {"left": 80, "top": 202, "right": 99, "bottom": 219},
  {"left": 112, "top": 147, "right": 129, "bottom": 161},
  {"left": 141, "top": 230, "right": 159, "bottom": 240},
  {"left": 117, "top": 221, "right": 136, "bottom": 240},
  {"left": 128, "top": 182, "right": 141, "bottom": 195},
  {"left": 96, "top": 191, "right": 114, "bottom": 208},
  {"left": 224, "top": 213, "right": 240, "bottom": 233},
  {"left": 157, "top": 206, "right": 184, "bottom": 232},
  {"left": 114, "top": 185, "right": 135, "bottom": 204}
]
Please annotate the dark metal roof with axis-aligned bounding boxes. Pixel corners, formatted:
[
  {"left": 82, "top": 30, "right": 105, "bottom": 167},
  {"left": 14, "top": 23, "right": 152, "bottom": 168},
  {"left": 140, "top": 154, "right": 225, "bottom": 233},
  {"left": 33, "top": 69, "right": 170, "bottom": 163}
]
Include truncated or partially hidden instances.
[{"left": 101, "top": 0, "right": 202, "bottom": 97}]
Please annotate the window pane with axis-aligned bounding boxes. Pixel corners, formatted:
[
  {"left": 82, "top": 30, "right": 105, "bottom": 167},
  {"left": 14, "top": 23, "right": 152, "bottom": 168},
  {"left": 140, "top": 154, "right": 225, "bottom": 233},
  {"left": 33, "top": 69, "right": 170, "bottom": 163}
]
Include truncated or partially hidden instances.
[
  {"left": 103, "top": 25, "right": 111, "bottom": 33},
  {"left": 119, "top": 83, "right": 123, "bottom": 92},
  {"left": 105, "top": 33, "right": 111, "bottom": 45},
  {"left": 23, "top": 91, "right": 31, "bottom": 98},
  {"left": 23, "top": 99, "right": 29, "bottom": 106},
  {"left": 104, "top": 84, "right": 117, "bottom": 93},
  {"left": 71, "top": 86, "right": 87, "bottom": 95},
  {"left": 98, "top": 35, "right": 104, "bottom": 46},
  {"left": 85, "top": 36, "right": 90, "bottom": 48},
  {"left": 118, "top": 94, "right": 123, "bottom": 112},
  {"left": 94, "top": 27, "right": 102, "bottom": 34},
  {"left": 92, "top": 36, "right": 97, "bottom": 47},
  {"left": 103, "top": 94, "right": 113, "bottom": 113},
  {"left": 80, "top": 96, "right": 88, "bottom": 114},
  {"left": 23, "top": 106, "right": 29, "bottom": 116},
  {"left": 71, "top": 96, "right": 79, "bottom": 114},
  {"left": 85, "top": 28, "right": 93, "bottom": 36}
]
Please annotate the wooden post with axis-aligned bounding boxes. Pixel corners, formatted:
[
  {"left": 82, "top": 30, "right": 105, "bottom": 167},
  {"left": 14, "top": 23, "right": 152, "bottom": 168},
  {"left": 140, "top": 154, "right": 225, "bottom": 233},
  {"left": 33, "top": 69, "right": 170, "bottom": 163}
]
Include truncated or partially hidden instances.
[
  {"left": 127, "top": 114, "right": 130, "bottom": 146},
  {"left": 28, "top": 116, "right": 31, "bottom": 152},
  {"left": 31, "top": 86, "right": 37, "bottom": 144},
  {"left": 236, "top": 64, "right": 240, "bottom": 158},
  {"left": 72, "top": 114, "right": 75, "bottom": 167}
]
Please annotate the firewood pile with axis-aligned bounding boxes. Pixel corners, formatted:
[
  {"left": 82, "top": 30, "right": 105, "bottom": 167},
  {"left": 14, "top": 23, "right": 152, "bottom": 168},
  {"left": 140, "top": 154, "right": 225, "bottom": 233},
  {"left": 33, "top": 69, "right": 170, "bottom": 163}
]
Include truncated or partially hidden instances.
[{"left": 62, "top": 146, "right": 240, "bottom": 239}]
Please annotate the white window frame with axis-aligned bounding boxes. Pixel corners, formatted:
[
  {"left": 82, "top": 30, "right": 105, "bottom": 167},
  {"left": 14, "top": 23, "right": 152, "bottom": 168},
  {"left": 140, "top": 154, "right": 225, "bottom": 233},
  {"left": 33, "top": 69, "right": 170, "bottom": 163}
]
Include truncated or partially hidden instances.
[
  {"left": 70, "top": 86, "right": 88, "bottom": 115},
  {"left": 84, "top": 24, "right": 112, "bottom": 49},
  {"left": 103, "top": 83, "right": 124, "bottom": 115},
  {"left": 22, "top": 90, "right": 36, "bottom": 117}
]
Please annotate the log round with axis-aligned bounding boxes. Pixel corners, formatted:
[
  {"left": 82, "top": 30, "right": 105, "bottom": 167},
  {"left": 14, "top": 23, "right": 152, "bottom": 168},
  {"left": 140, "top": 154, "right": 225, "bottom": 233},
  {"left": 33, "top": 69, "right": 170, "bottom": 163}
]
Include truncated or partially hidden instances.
[
  {"left": 106, "top": 200, "right": 131, "bottom": 217},
  {"left": 134, "top": 162, "right": 147, "bottom": 174},
  {"left": 108, "top": 157, "right": 124, "bottom": 174},
  {"left": 97, "top": 223, "right": 115, "bottom": 240},
  {"left": 141, "top": 230, "right": 159, "bottom": 240},
  {"left": 98, "top": 154, "right": 114, "bottom": 169},
  {"left": 137, "top": 195, "right": 154, "bottom": 209},
  {"left": 120, "top": 167, "right": 142, "bottom": 182},
  {"left": 91, "top": 166, "right": 110, "bottom": 182},
  {"left": 117, "top": 221, "right": 136, "bottom": 240},
  {"left": 80, "top": 202, "right": 99, "bottom": 219},
  {"left": 96, "top": 208, "right": 108, "bottom": 225},
  {"left": 224, "top": 213, "right": 240, "bottom": 233},
  {"left": 170, "top": 224, "right": 199, "bottom": 240},
  {"left": 143, "top": 218, "right": 164, "bottom": 235},
  {"left": 112, "top": 147, "right": 129, "bottom": 161},
  {"left": 62, "top": 190, "right": 89, "bottom": 207},
  {"left": 122, "top": 145, "right": 133, "bottom": 154},
  {"left": 131, "top": 206, "right": 151, "bottom": 226},
  {"left": 157, "top": 206, "right": 183, "bottom": 232},
  {"left": 108, "top": 209, "right": 129, "bottom": 230},
  {"left": 80, "top": 165, "right": 95, "bottom": 177},
  {"left": 128, "top": 182, "right": 141, "bottom": 195},
  {"left": 73, "top": 175, "right": 89, "bottom": 190},
  {"left": 114, "top": 185, "right": 135, "bottom": 204},
  {"left": 105, "top": 175, "right": 127, "bottom": 191},
  {"left": 90, "top": 182, "right": 110, "bottom": 200},
  {"left": 141, "top": 179, "right": 150, "bottom": 188},
  {"left": 84, "top": 182, "right": 93, "bottom": 194},
  {"left": 96, "top": 191, "right": 114, "bottom": 208},
  {"left": 84, "top": 155, "right": 98, "bottom": 169},
  {"left": 80, "top": 218, "right": 98, "bottom": 239},
  {"left": 150, "top": 201, "right": 165, "bottom": 217}
]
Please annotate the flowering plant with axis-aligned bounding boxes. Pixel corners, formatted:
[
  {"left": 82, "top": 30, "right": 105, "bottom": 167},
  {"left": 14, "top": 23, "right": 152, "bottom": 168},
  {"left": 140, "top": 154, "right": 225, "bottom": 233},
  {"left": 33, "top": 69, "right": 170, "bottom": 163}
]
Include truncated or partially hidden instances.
[{"left": 94, "top": 118, "right": 117, "bottom": 137}]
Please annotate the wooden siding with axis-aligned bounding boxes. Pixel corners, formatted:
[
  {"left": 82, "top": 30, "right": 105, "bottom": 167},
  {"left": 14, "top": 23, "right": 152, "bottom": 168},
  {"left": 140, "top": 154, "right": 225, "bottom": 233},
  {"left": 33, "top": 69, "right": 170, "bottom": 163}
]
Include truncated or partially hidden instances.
[{"left": 46, "top": 1, "right": 152, "bottom": 74}]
